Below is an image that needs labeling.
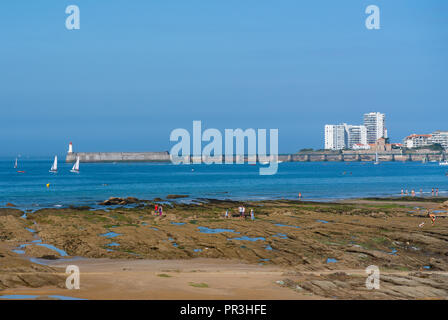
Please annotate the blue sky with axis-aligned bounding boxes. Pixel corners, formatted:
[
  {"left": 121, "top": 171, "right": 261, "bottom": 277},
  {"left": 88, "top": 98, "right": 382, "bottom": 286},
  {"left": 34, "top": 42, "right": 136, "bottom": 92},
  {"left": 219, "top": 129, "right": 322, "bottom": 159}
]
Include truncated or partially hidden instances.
[{"left": 0, "top": 0, "right": 447, "bottom": 156}]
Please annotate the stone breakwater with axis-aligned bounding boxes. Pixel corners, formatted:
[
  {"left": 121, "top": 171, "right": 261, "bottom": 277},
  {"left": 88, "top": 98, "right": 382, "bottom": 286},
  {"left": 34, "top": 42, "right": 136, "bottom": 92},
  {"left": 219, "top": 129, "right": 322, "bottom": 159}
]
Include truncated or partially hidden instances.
[
  {"left": 66, "top": 152, "right": 171, "bottom": 163},
  {"left": 65, "top": 151, "right": 447, "bottom": 163}
]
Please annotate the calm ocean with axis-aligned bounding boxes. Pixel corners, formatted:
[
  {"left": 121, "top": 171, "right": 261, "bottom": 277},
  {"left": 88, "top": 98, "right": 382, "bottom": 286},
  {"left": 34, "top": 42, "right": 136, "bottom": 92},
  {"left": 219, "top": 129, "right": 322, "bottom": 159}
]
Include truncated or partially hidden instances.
[{"left": 1, "top": 157, "right": 447, "bottom": 210}]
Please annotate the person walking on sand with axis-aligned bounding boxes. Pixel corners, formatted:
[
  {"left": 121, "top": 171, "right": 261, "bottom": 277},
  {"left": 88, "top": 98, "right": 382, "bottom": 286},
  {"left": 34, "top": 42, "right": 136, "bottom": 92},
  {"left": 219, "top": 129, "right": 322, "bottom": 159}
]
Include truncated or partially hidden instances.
[
  {"left": 158, "top": 205, "right": 163, "bottom": 216},
  {"left": 242, "top": 206, "right": 246, "bottom": 218},
  {"left": 250, "top": 209, "right": 254, "bottom": 221},
  {"left": 432, "top": 188, "right": 434, "bottom": 196},
  {"left": 238, "top": 206, "right": 242, "bottom": 217},
  {"left": 411, "top": 190, "right": 415, "bottom": 197},
  {"left": 298, "top": 192, "right": 302, "bottom": 200},
  {"left": 225, "top": 209, "right": 229, "bottom": 219},
  {"left": 154, "top": 204, "right": 158, "bottom": 215},
  {"left": 401, "top": 189, "right": 404, "bottom": 196},
  {"left": 436, "top": 188, "right": 439, "bottom": 196}
]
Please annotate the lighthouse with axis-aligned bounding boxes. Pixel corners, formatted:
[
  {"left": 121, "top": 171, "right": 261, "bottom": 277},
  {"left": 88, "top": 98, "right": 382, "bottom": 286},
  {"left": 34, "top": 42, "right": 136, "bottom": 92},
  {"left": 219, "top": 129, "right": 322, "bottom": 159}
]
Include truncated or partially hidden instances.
[{"left": 68, "top": 142, "right": 73, "bottom": 154}]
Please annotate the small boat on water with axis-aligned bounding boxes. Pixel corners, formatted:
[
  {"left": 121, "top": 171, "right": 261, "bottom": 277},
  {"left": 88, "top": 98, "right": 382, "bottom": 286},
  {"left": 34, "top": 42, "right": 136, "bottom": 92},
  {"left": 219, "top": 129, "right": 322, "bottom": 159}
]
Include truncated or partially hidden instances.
[
  {"left": 14, "top": 158, "right": 18, "bottom": 169},
  {"left": 49, "top": 156, "right": 58, "bottom": 173},
  {"left": 440, "top": 161, "right": 448, "bottom": 166},
  {"left": 374, "top": 152, "right": 379, "bottom": 165},
  {"left": 70, "top": 156, "right": 80, "bottom": 173}
]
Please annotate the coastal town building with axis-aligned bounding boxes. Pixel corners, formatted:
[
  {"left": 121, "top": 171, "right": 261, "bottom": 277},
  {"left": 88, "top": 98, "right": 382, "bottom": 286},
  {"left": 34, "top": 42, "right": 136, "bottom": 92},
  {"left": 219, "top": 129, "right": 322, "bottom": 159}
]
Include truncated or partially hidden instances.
[
  {"left": 345, "top": 124, "right": 368, "bottom": 149},
  {"left": 403, "top": 134, "right": 432, "bottom": 149},
  {"left": 324, "top": 123, "right": 368, "bottom": 150},
  {"left": 363, "top": 112, "right": 387, "bottom": 144},
  {"left": 324, "top": 124, "right": 346, "bottom": 150},
  {"left": 369, "top": 137, "right": 392, "bottom": 152},
  {"left": 429, "top": 131, "right": 448, "bottom": 150}
]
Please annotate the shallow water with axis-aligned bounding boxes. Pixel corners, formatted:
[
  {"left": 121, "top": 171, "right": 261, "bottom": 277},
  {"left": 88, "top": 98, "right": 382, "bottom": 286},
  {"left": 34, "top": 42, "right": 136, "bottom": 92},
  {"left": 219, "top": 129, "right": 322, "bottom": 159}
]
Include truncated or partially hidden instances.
[
  {"left": 35, "top": 243, "right": 68, "bottom": 256},
  {"left": 197, "top": 226, "right": 239, "bottom": 234},
  {"left": 0, "top": 295, "right": 39, "bottom": 299},
  {"left": 229, "top": 236, "right": 266, "bottom": 242},
  {"left": 171, "top": 222, "right": 185, "bottom": 226},
  {"left": 99, "top": 231, "right": 121, "bottom": 238}
]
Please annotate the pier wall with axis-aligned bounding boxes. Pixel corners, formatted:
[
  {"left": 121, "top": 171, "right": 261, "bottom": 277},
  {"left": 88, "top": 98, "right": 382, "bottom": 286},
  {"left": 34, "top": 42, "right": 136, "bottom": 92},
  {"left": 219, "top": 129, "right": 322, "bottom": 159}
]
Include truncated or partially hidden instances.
[
  {"left": 66, "top": 152, "right": 171, "bottom": 163},
  {"left": 66, "top": 151, "right": 447, "bottom": 163}
]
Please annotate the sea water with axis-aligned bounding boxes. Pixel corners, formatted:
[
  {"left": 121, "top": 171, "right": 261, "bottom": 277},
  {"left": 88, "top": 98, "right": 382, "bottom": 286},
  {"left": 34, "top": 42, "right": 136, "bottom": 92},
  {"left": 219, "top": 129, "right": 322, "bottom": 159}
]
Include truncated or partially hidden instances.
[{"left": 1, "top": 158, "right": 447, "bottom": 210}]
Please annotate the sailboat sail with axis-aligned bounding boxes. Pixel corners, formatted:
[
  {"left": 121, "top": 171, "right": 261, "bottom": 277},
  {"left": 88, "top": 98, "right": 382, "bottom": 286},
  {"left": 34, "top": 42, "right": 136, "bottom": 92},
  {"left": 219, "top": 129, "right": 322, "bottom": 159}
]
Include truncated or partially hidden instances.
[
  {"left": 14, "top": 158, "right": 18, "bottom": 169},
  {"left": 50, "top": 156, "right": 58, "bottom": 172},
  {"left": 71, "top": 157, "right": 80, "bottom": 172}
]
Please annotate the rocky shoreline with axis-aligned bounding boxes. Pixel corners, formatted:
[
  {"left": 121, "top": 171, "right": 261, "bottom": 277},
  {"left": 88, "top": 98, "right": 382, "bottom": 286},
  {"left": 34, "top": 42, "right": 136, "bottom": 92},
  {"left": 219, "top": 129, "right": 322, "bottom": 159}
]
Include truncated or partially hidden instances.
[{"left": 1, "top": 197, "right": 448, "bottom": 299}]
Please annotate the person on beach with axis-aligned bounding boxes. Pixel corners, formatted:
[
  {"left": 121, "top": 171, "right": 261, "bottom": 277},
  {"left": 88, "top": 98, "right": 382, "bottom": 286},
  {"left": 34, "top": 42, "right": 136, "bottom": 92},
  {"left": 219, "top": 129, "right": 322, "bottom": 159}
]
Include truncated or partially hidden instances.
[
  {"left": 405, "top": 190, "right": 409, "bottom": 196},
  {"left": 420, "top": 189, "right": 423, "bottom": 196},
  {"left": 158, "top": 205, "right": 163, "bottom": 216},
  {"left": 432, "top": 188, "right": 434, "bottom": 196},
  {"left": 411, "top": 190, "right": 415, "bottom": 197},
  {"left": 225, "top": 210, "right": 229, "bottom": 219},
  {"left": 250, "top": 209, "right": 254, "bottom": 220},
  {"left": 242, "top": 206, "right": 246, "bottom": 219},
  {"left": 238, "top": 206, "right": 242, "bottom": 217},
  {"left": 401, "top": 189, "right": 404, "bottom": 196},
  {"left": 429, "top": 212, "right": 436, "bottom": 225},
  {"left": 154, "top": 204, "right": 158, "bottom": 215},
  {"left": 436, "top": 188, "right": 439, "bottom": 196}
]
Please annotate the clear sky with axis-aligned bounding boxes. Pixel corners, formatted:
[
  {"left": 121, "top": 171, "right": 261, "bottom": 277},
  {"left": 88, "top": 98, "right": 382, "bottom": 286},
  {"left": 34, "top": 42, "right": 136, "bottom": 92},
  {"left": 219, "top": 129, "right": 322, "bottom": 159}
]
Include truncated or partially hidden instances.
[{"left": 0, "top": 0, "right": 447, "bottom": 156}]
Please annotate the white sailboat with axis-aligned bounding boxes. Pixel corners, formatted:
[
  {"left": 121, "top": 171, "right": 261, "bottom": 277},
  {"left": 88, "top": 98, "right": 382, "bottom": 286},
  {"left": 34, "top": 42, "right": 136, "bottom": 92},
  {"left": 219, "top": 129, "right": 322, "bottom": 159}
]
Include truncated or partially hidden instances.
[
  {"left": 70, "top": 156, "right": 80, "bottom": 173},
  {"left": 49, "top": 156, "right": 58, "bottom": 173},
  {"left": 14, "top": 158, "right": 18, "bottom": 169},
  {"left": 374, "top": 152, "right": 379, "bottom": 165}
]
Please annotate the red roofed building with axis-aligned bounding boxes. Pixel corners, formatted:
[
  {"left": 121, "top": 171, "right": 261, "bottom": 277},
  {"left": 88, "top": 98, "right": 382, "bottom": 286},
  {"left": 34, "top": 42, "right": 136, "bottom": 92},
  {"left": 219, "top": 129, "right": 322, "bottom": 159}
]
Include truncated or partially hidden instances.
[{"left": 403, "top": 134, "right": 432, "bottom": 149}]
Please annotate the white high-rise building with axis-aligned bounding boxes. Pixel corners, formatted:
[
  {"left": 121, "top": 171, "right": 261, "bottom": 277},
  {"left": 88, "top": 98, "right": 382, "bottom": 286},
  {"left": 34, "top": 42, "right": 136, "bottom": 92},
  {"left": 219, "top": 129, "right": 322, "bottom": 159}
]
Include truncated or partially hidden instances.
[
  {"left": 345, "top": 124, "right": 368, "bottom": 149},
  {"left": 325, "top": 124, "right": 347, "bottom": 150},
  {"left": 363, "top": 112, "right": 387, "bottom": 144},
  {"left": 429, "top": 131, "right": 448, "bottom": 150}
]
